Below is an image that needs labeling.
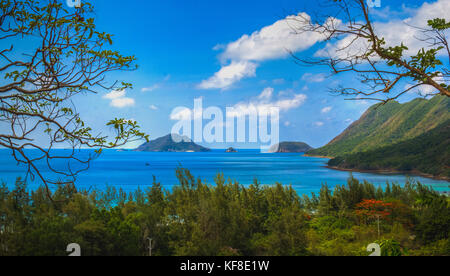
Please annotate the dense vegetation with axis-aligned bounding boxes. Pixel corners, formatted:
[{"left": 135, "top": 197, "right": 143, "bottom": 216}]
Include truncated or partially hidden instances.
[
  {"left": 307, "top": 96, "right": 450, "bottom": 178},
  {"left": 1, "top": 169, "right": 449, "bottom": 256},
  {"left": 329, "top": 121, "right": 450, "bottom": 179},
  {"left": 307, "top": 96, "right": 450, "bottom": 157}
]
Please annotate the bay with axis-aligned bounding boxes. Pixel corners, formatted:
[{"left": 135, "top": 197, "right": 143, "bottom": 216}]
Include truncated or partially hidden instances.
[{"left": 0, "top": 149, "right": 448, "bottom": 195}]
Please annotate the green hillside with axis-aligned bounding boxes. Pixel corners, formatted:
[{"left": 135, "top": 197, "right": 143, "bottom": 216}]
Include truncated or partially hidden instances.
[
  {"left": 328, "top": 120, "right": 450, "bottom": 179},
  {"left": 307, "top": 95, "right": 450, "bottom": 157}
]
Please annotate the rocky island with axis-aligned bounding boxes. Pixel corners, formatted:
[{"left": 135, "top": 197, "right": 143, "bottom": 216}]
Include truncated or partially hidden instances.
[
  {"left": 268, "top": 142, "right": 313, "bottom": 153},
  {"left": 135, "top": 134, "right": 211, "bottom": 152}
]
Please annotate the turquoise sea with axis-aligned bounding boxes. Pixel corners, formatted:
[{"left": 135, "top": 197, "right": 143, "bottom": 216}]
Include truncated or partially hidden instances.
[{"left": 0, "top": 149, "right": 448, "bottom": 195}]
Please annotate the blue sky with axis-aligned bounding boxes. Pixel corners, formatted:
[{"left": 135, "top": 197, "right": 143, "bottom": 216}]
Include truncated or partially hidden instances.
[
  {"left": 70, "top": 0, "right": 449, "bottom": 149},
  {"left": 2, "top": 0, "right": 448, "bottom": 149}
]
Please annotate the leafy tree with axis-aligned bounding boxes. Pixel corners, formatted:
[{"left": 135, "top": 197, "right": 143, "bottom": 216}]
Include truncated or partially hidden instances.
[
  {"left": 291, "top": 0, "right": 449, "bottom": 103},
  {"left": 355, "top": 199, "right": 392, "bottom": 225},
  {"left": 0, "top": 170, "right": 448, "bottom": 256},
  {"left": 0, "top": 0, "right": 148, "bottom": 197},
  {"left": 374, "top": 239, "right": 404, "bottom": 256},
  {"left": 415, "top": 196, "right": 450, "bottom": 244}
]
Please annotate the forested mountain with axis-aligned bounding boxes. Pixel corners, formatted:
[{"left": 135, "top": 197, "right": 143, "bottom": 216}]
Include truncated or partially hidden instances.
[
  {"left": 328, "top": 121, "right": 450, "bottom": 179},
  {"left": 307, "top": 96, "right": 450, "bottom": 157}
]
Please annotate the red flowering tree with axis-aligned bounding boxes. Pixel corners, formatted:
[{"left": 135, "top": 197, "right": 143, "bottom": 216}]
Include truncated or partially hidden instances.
[{"left": 355, "top": 199, "right": 393, "bottom": 225}]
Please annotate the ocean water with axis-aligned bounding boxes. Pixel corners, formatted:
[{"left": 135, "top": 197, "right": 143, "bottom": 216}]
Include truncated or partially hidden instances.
[{"left": 0, "top": 149, "right": 448, "bottom": 196}]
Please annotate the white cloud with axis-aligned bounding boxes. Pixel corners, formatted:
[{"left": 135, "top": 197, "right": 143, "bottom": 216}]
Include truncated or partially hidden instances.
[
  {"left": 301, "top": 73, "right": 327, "bottom": 83},
  {"left": 284, "top": 121, "right": 291, "bottom": 127},
  {"left": 170, "top": 108, "right": 193, "bottom": 121},
  {"left": 197, "top": 61, "right": 257, "bottom": 90},
  {"left": 258, "top": 87, "right": 274, "bottom": 100},
  {"left": 199, "top": 0, "right": 449, "bottom": 90},
  {"left": 171, "top": 88, "right": 307, "bottom": 121},
  {"left": 199, "top": 13, "right": 329, "bottom": 89},
  {"left": 110, "top": 98, "right": 135, "bottom": 108},
  {"left": 149, "top": 105, "right": 159, "bottom": 110},
  {"left": 321, "top": 106, "right": 332, "bottom": 114},
  {"left": 103, "top": 89, "right": 125, "bottom": 100},
  {"left": 314, "top": 121, "right": 324, "bottom": 127},
  {"left": 141, "top": 85, "right": 160, "bottom": 92},
  {"left": 316, "top": 0, "right": 450, "bottom": 59},
  {"left": 405, "top": 83, "right": 438, "bottom": 96},
  {"left": 103, "top": 90, "right": 135, "bottom": 108},
  {"left": 220, "top": 13, "right": 327, "bottom": 62},
  {"left": 227, "top": 87, "right": 307, "bottom": 118}
]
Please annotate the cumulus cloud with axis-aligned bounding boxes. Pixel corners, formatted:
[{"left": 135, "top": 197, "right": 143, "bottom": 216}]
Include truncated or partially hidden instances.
[
  {"left": 198, "top": 61, "right": 257, "bottom": 90},
  {"left": 199, "top": 13, "right": 328, "bottom": 89},
  {"left": 220, "top": 13, "right": 326, "bottom": 62},
  {"left": 149, "top": 105, "right": 159, "bottom": 110},
  {"left": 314, "top": 121, "right": 324, "bottom": 127},
  {"left": 141, "top": 85, "right": 160, "bottom": 92},
  {"left": 345, "top": 118, "right": 353, "bottom": 124},
  {"left": 227, "top": 87, "right": 307, "bottom": 118},
  {"left": 170, "top": 108, "right": 193, "bottom": 121},
  {"left": 316, "top": 0, "right": 450, "bottom": 59},
  {"left": 258, "top": 87, "right": 274, "bottom": 100},
  {"left": 110, "top": 98, "right": 135, "bottom": 108},
  {"left": 321, "top": 106, "right": 332, "bottom": 114},
  {"left": 103, "top": 90, "right": 135, "bottom": 108},
  {"left": 170, "top": 88, "right": 307, "bottom": 121},
  {"left": 302, "top": 73, "right": 327, "bottom": 83},
  {"left": 200, "top": 0, "right": 449, "bottom": 90},
  {"left": 103, "top": 90, "right": 125, "bottom": 100},
  {"left": 405, "top": 83, "right": 438, "bottom": 96}
]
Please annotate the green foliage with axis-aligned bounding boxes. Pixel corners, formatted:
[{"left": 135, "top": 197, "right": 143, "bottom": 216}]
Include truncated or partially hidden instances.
[
  {"left": 375, "top": 239, "right": 404, "bottom": 256},
  {"left": 308, "top": 95, "right": 450, "bottom": 157},
  {"left": 0, "top": 0, "right": 149, "bottom": 188},
  {"left": 0, "top": 171, "right": 448, "bottom": 256},
  {"left": 427, "top": 18, "right": 450, "bottom": 31},
  {"left": 328, "top": 120, "right": 450, "bottom": 178},
  {"left": 308, "top": 96, "right": 450, "bottom": 178}
]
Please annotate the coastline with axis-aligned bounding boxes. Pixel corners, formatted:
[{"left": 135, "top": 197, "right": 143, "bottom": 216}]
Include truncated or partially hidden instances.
[
  {"left": 303, "top": 154, "right": 333, "bottom": 159},
  {"left": 326, "top": 165, "right": 450, "bottom": 182},
  {"left": 304, "top": 154, "right": 449, "bottom": 182}
]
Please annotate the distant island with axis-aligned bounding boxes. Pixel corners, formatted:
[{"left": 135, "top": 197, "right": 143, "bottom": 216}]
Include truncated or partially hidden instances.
[
  {"left": 135, "top": 134, "right": 210, "bottom": 152},
  {"left": 226, "top": 147, "right": 238, "bottom": 153},
  {"left": 306, "top": 95, "right": 450, "bottom": 179},
  {"left": 268, "top": 142, "right": 313, "bottom": 153}
]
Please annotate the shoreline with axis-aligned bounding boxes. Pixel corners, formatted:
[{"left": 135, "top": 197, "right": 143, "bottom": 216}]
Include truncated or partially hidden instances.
[
  {"left": 303, "top": 154, "right": 333, "bottom": 159},
  {"left": 326, "top": 165, "right": 450, "bottom": 182},
  {"left": 304, "top": 154, "right": 449, "bottom": 182}
]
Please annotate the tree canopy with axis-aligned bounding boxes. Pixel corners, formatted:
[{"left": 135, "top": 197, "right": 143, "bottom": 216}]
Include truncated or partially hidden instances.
[
  {"left": 0, "top": 0, "right": 148, "bottom": 196},
  {"left": 291, "top": 0, "right": 449, "bottom": 103}
]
